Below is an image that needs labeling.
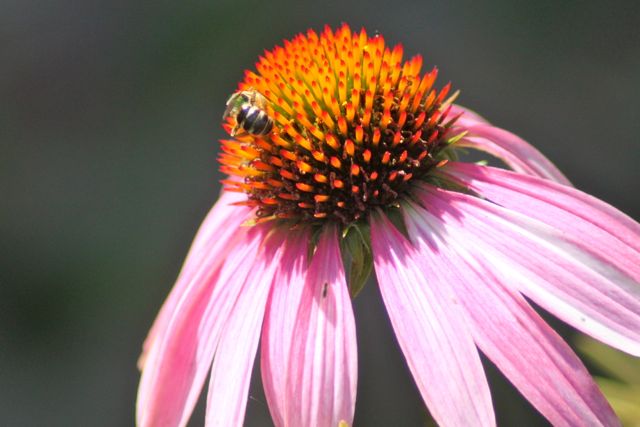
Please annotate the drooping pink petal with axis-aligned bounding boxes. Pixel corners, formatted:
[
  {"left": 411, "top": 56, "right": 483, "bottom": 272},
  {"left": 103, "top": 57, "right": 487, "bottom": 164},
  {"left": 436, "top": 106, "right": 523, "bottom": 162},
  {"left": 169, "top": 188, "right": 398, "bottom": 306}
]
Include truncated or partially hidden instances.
[
  {"left": 283, "top": 225, "right": 358, "bottom": 427},
  {"left": 137, "top": 224, "right": 267, "bottom": 427},
  {"left": 442, "top": 162, "right": 640, "bottom": 265},
  {"left": 452, "top": 120, "right": 571, "bottom": 185},
  {"left": 415, "top": 185, "right": 640, "bottom": 356},
  {"left": 260, "top": 230, "right": 311, "bottom": 427},
  {"left": 403, "top": 200, "right": 619, "bottom": 426},
  {"left": 139, "top": 190, "right": 251, "bottom": 369},
  {"left": 205, "top": 232, "right": 287, "bottom": 427},
  {"left": 370, "top": 212, "right": 496, "bottom": 427},
  {"left": 448, "top": 104, "right": 489, "bottom": 128}
]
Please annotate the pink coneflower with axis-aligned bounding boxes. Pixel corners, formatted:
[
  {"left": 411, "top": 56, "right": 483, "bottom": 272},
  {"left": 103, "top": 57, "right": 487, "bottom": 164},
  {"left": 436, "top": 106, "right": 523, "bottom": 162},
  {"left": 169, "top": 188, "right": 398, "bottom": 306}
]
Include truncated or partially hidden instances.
[{"left": 137, "top": 24, "right": 640, "bottom": 427}]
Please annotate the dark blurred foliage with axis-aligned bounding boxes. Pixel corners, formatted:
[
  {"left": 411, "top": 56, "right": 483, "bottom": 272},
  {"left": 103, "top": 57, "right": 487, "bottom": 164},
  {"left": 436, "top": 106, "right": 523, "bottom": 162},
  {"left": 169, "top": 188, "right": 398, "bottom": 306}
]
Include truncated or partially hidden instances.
[{"left": 1, "top": 0, "right": 639, "bottom": 426}]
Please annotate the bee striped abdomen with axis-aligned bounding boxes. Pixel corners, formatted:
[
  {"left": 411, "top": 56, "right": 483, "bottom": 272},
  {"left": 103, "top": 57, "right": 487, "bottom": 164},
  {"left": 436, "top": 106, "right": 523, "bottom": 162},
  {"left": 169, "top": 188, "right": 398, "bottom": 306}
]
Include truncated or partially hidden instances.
[{"left": 239, "top": 105, "right": 273, "bottom": 136}]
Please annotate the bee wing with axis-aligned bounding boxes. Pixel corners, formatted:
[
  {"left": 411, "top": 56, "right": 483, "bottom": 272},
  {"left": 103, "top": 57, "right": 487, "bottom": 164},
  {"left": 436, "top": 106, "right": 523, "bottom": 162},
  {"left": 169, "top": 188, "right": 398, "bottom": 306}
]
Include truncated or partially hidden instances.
[
  {"left": 222, "top": 102, "right": 235, "bottom": 120},
  {"left": 222, "top": 94, "right": 237, "bottom": 120}
]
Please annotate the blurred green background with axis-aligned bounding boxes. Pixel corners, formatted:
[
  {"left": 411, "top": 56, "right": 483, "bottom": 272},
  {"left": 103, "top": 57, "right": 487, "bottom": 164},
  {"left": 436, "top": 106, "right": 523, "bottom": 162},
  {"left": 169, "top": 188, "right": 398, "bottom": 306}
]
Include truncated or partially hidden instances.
[{"left": 2, "top": 0, "right": 639, "bottom": 426}]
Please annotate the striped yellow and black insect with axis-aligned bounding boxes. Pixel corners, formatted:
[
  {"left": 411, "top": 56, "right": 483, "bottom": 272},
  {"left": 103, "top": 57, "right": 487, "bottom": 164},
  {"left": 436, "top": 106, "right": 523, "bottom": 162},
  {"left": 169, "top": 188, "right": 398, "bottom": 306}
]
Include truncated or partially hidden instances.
[{"left": 223, "top": 89, "right": 273, "bottom": 137}]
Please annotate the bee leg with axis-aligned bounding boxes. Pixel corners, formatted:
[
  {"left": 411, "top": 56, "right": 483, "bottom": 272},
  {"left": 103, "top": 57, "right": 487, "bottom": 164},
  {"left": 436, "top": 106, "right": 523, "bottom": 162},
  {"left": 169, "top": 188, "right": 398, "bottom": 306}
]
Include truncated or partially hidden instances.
[{"left": 231, "top": 126, "right": 247, "bottom": 138}]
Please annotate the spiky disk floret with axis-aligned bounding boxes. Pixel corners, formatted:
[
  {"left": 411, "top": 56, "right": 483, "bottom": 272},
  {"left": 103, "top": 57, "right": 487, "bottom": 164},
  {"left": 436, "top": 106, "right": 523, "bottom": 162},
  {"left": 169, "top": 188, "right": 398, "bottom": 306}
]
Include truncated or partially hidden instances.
[{"left": 220, "top": 24, "right": 460, "bottom": 224}]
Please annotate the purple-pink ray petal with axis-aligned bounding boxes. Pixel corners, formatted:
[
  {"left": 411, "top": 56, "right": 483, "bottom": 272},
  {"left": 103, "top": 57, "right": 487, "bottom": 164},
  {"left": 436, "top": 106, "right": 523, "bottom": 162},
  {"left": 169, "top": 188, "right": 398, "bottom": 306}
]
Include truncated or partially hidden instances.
[
  {"left": 442, "top": 162, "right": 640, "bottom": 259},
  {"left": 370, "top": 212, "right": 496, "bottom": 427},
  {"left": 139, "top": 191, "right": 251, "bottom": 369},
  {"left": 260, "top": 230, "right": 312, "bottom": 427},
  {"left": 448, "top": 104, "right": 489, "bottom": 128},
  {"left": 452, "top": 120, "right": 571, "bottom": 185},
  {"left": 403, "top": 200, "right": 620, "bottom": 426},
  {"left": 284, "top": 225, "right": 358, "bottom": 427},
  {"left": 415, "top": 185, "right": 640, "bottom": 356},
  {"left": 205, "top": 232, "right": 286, "bottom": 427},
  {"left": 136, "top": 224, "right": 266, "bottom": 427}
]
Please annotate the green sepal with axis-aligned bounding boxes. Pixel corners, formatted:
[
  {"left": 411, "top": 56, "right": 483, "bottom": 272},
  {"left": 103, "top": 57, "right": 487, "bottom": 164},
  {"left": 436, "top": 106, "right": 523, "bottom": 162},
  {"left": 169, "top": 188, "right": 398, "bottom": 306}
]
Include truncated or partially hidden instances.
[
  {"left": 340, "top": 222, "right": 373, "bottom": 299},
  {"left": 445, "top": 130, "right": 468, "bottom": 146},
  {"left": 437, "top": 146, "right": 459, "bottom": 162},
  {"left": 384, "top": 205, "right": 411, "bottom": 242},
  {"left": 433, "top": 131, "right": 466, "bottom": 163},
  {"left": 425, "top": 172, "right": 482, "bottom": 198}
]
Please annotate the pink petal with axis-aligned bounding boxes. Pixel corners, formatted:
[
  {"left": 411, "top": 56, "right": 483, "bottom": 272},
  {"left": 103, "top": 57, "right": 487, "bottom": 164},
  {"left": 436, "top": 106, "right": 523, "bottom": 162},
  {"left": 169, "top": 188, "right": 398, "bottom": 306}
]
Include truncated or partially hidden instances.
[
  {"left": 415, "top": 185, "right": 640, "bottom": 356},
  {"left": 137, "top": 224, "right": 267, "bottom": 427},
  {"left": 448, "top": 104, "right": 489, "bottom": 128},
  {"left": 205, "top": 232, "right": 287, "bottom": 427},
  {"left": 139, "top": 190, "right": 251, "bottom": 369},
  {"left": 260, "top": 230, "right": 312, "bottom": 426},
  {"left": 370, "top": 212, "right": 496, "bottom": 427},
  {"left": 442, "top": 162, "right": 640, "bottom": 262},
  {"left": 453, "top": 121, "right": 571, "bottom": 185},
  {"left": 283, "top": 225, "right": 358, "bottom": 427},
  {"left": 403, "top": 200, "right": 619, "bottom": 426}
]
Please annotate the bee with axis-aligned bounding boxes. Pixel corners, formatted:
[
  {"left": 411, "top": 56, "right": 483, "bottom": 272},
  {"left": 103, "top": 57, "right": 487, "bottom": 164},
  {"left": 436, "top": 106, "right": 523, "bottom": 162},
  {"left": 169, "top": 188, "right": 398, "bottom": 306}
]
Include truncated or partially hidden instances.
[{"left": 223, "top": 89, "right": 274, "bottom": 137}]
